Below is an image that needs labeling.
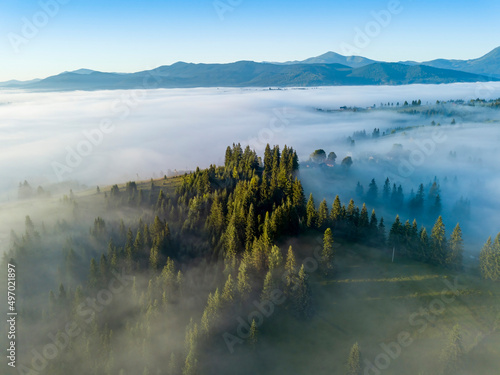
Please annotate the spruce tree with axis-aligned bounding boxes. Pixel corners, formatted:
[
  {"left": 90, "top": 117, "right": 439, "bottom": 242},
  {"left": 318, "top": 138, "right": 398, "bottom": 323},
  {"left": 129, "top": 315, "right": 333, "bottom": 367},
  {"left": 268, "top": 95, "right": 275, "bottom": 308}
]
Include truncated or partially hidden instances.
[
  {"left": 284, "top": 246, "right": 297, "bottom": 295},
  {"left": 440, "top": 324, "right": 464, "bottom": 375},
  {"left": 291, "top": 178, "right": 306, "bottom": 216},
  {"left": 479, "top": 234, "right": 500, "bottom": 281},
  {"left": 388, "top": 215, "right": 402, "bottom": 250},
  {"left": 306, "top": 193, "right": 317, "bottom": 228},
  {"left": 245, "top": 203, "right": 256, "bottom": 249},
  {"left": 430, "top": 216, "right": 448, "bottom": 266},
  {"left": 429, "top": 193, "right": 442, "bottom": 219},
  {"left": 167, "top": 353, "right": 178, "bottom": 375},
  {"left": 355, "top": 182, "right": 364, "bottom": 198},
  {"left": 221, "top": 274, "right": 235, "bottom": 304},
  {"left": 331, "top": 195, "right": 342, "bottom": 227},
  {"left": 268, "top": 245, "right": 283, "bottom": 270},
  {"left": 346, "top": 199, "right": 358, "bottom": 240},
  {"left": 293, "top": 265, "right": 312, "bottom": 319},
  {"left": 382, "top": 178, "right": 391, "bottom": 202},
  {"left": 149, "top": 246, "right": 159, "bottom": 271},
  {"left": 261, "top": 212, "right": 273, "bottom": 249},
  {"left": 317, "top": 199, "right": 329, "bottom": 229},
  {"left": 237, "top": 261, "right": 251, "bottom": 301},
  {"left": 347, "top": 342, "right": 361, "bottom": 375},
  {"left": 321, "top": 228, "right": 334, "bottom": 276},
  {"left": 261, "top": 270, "right": 276, "bottom": 301},
  {"left": 408, "top": 219, "right": 419, "bottom": 258},
  {"left": 366, "top": 178, "right": 378, "bottom": 204},
  {"left": 378, "top": 218, "right": 386, "bottom": 247},
  {"left": 359, "top": 204, "right": 369, "bottom": 242},
  {"left": 249, "top": 319, "right": 258, "bottom": 348},
  {"left": 447, "top": 224, "right": 464, "bottom": 269}
]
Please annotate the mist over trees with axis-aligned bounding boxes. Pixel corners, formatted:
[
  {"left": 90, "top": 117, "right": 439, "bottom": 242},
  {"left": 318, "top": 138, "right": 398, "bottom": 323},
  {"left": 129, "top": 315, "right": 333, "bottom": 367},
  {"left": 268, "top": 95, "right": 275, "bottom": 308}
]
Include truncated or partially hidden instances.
[{"left": 2, "top": 141, "right": 495, "bottom": 375}]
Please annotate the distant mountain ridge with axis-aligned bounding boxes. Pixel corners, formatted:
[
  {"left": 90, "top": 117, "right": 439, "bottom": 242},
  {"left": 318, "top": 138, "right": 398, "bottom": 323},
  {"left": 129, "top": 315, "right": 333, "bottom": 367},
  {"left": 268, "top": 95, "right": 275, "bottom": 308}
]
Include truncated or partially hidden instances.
[
  {"left": 272, "top": 52, "right": 377, "bottom": 68},
  {"left": 283, "top": 47, "right": 500, "bottom": 78},
  {"left": 1, "top": 47, "right": 498, "bottom": 91},
  {"left": 412, "top": 47, "right": 500, "bottom": 78}
]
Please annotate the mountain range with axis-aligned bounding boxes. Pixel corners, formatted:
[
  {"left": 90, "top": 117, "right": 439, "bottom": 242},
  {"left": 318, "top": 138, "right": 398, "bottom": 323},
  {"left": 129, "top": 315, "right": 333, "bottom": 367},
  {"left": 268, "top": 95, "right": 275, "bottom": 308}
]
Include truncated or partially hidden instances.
[
  {"left": 2, "top": 47, "right": 499, "bottom": 91},
  {"left": 282, "top": 47, "right": 500, "bottom": 79}
]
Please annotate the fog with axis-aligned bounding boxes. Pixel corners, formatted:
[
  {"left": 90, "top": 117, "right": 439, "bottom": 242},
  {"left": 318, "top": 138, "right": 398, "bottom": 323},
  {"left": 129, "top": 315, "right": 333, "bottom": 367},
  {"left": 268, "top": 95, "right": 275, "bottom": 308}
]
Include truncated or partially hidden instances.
[
  {"left": 1, "top": 83, "right": 499, "bottom": 197},
  {"left": 1, "top": 82, "right": 499, "bottom": 250}
]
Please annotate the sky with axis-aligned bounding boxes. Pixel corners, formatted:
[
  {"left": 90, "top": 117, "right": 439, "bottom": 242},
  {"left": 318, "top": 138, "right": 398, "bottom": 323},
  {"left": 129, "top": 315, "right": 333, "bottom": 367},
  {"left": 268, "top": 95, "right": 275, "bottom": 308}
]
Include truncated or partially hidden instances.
[{"left": 0, "top": 0, "right": 499, "bottom": 81}]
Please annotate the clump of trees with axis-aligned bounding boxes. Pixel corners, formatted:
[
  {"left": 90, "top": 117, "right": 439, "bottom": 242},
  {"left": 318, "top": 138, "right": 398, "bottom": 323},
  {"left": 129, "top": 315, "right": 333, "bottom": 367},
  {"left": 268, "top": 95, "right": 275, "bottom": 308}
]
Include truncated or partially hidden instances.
[{"left": 479, "top": 233, "right": 500, "bottom": 281}]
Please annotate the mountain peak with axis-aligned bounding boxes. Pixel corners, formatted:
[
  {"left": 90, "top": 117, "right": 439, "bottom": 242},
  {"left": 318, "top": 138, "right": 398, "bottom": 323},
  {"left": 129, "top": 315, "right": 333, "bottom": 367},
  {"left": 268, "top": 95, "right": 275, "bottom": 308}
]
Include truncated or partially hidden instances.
[
  {"left": 67, "top": 69, "right": 95, "bottom": 75},
  {"left": 480, "top": 46, "right": 500, "bottom": 59}
]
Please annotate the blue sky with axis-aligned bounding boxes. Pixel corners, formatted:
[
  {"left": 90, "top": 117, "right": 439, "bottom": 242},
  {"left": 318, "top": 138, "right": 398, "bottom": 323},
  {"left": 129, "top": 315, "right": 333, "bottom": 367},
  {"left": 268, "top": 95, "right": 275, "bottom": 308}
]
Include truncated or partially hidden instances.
[{"left": 1, "top": 0, "right": 499, "bottom": 81}]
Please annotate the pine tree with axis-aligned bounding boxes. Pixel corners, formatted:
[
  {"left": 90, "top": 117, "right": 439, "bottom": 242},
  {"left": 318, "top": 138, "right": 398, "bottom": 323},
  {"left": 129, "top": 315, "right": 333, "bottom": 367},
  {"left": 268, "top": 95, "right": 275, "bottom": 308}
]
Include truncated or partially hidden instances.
[
  {"left": 167, "top": 353, "right": 178, "bottom": 375},
  {"left": 149, "top": 246, "right": 159, "bottom": 271},
  {"left": 201, "top": 289, "right": 221, "bottom": 336},
  {"left": 419, "top": 227, "right": 430, "bottom": 262},
  {"left": 291, "top": 178, "right": 306, "bottom": 216},
  {"left": 268, "top": 245, "right": 283, "bottom": 270},
  {"left": 321, "top": 228, "right": 334, "bottom": 276},
  {"left": 355, "top": 182, "right": 364, "bottom": 198},
  {"left": 331, "top": 195, "right": 342, "bottom": 226},
  {"left": 248, "top": 319, "right": 258, "bottom": 348},
  {"left": 382, "top": 178, "right": 391, "bottom": 202},
  {"left": 479, "top": 234, "right": 500, "bottom": 281},
  {"left": 317, "top": 199, "right": 329, "bottom": 229},
  {"left": 430, "top": 216, "right": 448, "bottom": 266},
  {"left": 359, "top": 204, "right": 369, "bottom": 229},
  {"left": 378, "top": 218, "right": 386, "bottom": 247},
  {"left": 261, "top": 212, "right": 273, "bottom": 249},
  {"left": 410, "top": 183, "right": 425, "bottom": 218},
  {"left": 250, "top": 238, "right": 268, "bottom": 273},
  {"left": 99, "top": 254, "right": 108, "bottom": 284},
  {"left": 182, "top": 321, "right": 198, "bottom": 375},
  {"left": 293, "top": 265, "right": 312, "bottom": 319},
  {"left": 369, "top": 209, "right": 378, "bottom": 229},
  {"left": 347, "top": 342, "right": 361, "bottom": 375},
  {"left": 88, "top": 258, "right": 99, "bottom": 289},
  {"left": 366, "top": 178, "right": 378, "bottom": 204},
  {"left": 440, "top": 324, "right": 464, "bottom": 375},
  {"left": 306, "top": 193, "right": 317, "bottom": 228},
  {"left": 345, "top": 199, "right": 358, "bottom": 240},
  {"left": 429, "top": 193, "right": 442, "bottom": 219},
  {"left": 221, "top": 274, "right": 235, "bottom": 304},
  {"left": 223, "top": 215, "right": 240, "bottom": 275},
  {"left": 284, "top": 246, "right": 297, "bottom": 296},
  {"left": 390, "top": 183, "right": 398, "bottom": 208},
  {"left": 388, "top": 215, "right": 402, "bottom": 250},
  {"left": 261, "top": 270, "right": 276, "bottom": 301},
  {"left": 245, "top": 203, "right": 257, "bottom": 250},
  {"left": 134, "top": 229, "right": 144, "bottom": 256},
  {"left": 237, "top": 261, "right": 251, "bottom": 301},
  {"left": 447, "top": 224, "right": 464, "bottom": 269},
  {"left": 428, "top": 181, "right": 440, "bottom": 202},
  {"left": 176, "top": 270, "right": 184, "bottom": 297},
  {"left": 403, "top": 220, "right": 412, "bottom": 257}
]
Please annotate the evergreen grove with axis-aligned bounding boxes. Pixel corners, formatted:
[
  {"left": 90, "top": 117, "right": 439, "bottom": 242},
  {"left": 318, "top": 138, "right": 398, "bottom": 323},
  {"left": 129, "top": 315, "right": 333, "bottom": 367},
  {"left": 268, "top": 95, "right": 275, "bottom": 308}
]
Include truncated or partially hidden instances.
[{"left": 1, "top": 143, "right": 496, "bottom": 375}]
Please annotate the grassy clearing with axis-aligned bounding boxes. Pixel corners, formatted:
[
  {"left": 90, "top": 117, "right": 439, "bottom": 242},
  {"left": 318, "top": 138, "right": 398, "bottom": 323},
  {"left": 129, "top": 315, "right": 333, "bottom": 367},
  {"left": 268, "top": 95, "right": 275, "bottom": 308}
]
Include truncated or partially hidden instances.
[{"left": 252, "top": 237, "right": 500, "bottom": 375}]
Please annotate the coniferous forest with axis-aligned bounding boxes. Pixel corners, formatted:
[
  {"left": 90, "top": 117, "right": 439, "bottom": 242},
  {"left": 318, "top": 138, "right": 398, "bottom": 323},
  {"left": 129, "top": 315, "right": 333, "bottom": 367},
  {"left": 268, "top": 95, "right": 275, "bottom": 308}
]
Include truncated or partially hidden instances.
[{"left": 2, "top": 142, "right": 499, "bottom": 375}]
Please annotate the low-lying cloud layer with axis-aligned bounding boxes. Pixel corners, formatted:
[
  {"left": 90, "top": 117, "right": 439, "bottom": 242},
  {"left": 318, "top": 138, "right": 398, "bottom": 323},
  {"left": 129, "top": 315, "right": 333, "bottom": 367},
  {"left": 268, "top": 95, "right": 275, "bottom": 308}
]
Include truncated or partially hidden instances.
[{"left": 1, "top": 83, "right": 499, "bottom": 246}]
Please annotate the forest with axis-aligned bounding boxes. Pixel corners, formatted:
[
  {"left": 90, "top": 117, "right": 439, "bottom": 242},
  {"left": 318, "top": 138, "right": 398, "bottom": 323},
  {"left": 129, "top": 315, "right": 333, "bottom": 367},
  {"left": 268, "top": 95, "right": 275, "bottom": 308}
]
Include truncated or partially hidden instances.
[{"left": 2, "top": 143, "right": 499, "bottom": 375}]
